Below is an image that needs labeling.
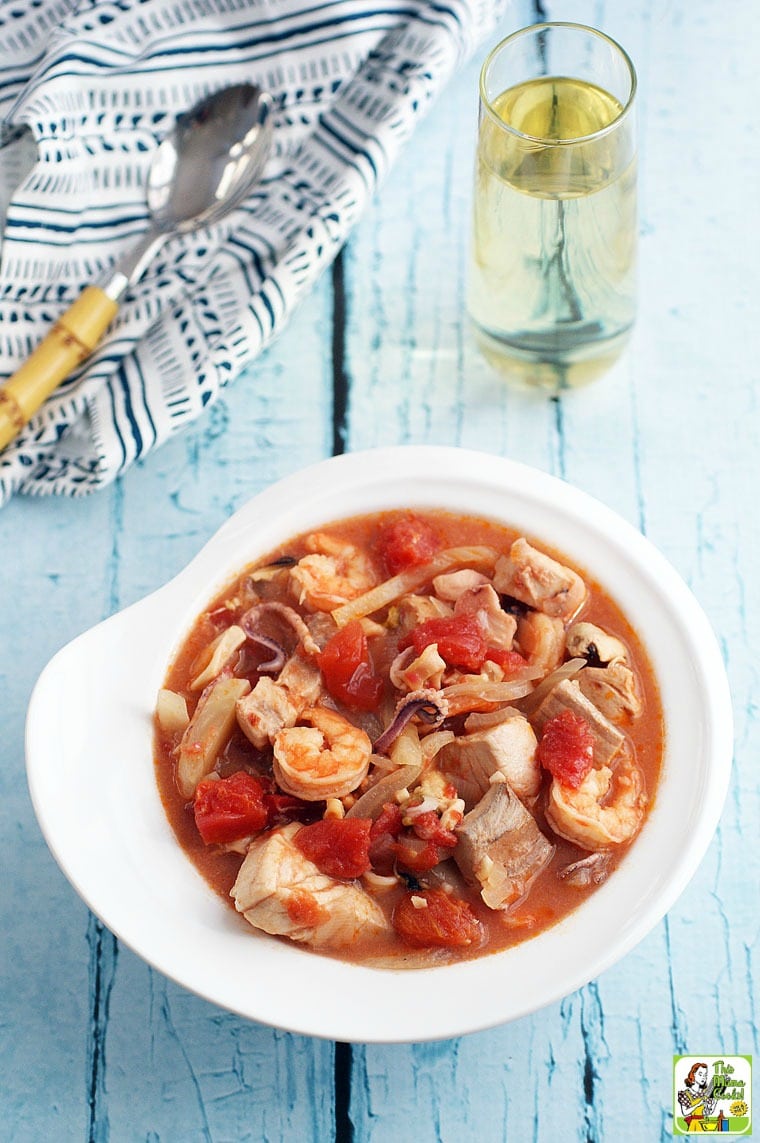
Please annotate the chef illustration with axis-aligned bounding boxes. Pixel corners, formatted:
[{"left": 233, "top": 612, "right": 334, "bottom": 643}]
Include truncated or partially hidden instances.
[{"left": 677, "top": 1062, "right": 717, "bottom": 1132}]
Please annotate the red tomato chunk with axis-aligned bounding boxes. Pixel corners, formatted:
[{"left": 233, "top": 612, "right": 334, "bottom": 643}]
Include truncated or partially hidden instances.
[
  {"left": 295, "top": 817, "right": 373, "bottom": 880},
  {"left": 402, "top": 615, "right": 487, "bottom": 672},
  {"left": 318, "top": 620, "right": 384, "bottom": 711},
  {"left": 484, "top": 647, "right": 528, "bottom": 675},
  {"left": 410, "top": 810, "right": 458, "bottom": 849},
  {"left": 378, "top": 515, "right": 441, "bottom": 575},
  {"left": 193, "top": 772, "right": 268, "bottom": 845},
  {"left": 264, "top": 791, "right": 316, "bottom": 827},
  {"left": 368, "top": 802, "right": 404, "bottom": 874},
  {"left": 537, "top": 710, "right": 595, "bottom": 789},
  {"left": 392, "top": 834, "right": 444, "bottom": 874},
  {"left": 393, "top": 889, "right": 482, "bottom": 949}
]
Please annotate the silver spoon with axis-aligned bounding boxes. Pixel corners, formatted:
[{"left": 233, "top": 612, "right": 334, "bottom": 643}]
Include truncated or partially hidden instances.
[{"left": 0, "top": 83, "right": 273, "bottom": 452}]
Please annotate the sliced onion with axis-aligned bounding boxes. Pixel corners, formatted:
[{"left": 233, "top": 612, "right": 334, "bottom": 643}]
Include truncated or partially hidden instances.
[
  {"left": 515, "top": 656, "right": 586, "bottom": 716},
  {"left": 441, "top": 678, "right": 535, "bottom": 717},
  {"left": 373, "top": 691, "right": 448, "bottom": 755},
  {"left": 463, "top": 706, "right": 523, "bottom": 732},
  {"left": 345, "top": 762, "right": 424, "bottom": 820},
  {"left": 420, "top": 729, "right": 456, "bottom": 762},
  {"left": 176, "top": 675, "right": 251, "bottom": 799},
  {"left": 331, "top": 546, "right": 500, "bottom": 627},
  {"left": 190, "top": 626, "right": 246, "bottom": 691}
]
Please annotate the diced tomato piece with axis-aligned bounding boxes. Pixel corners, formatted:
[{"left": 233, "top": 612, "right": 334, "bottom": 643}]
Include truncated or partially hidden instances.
[
  {"left": 485, "top": 647, "right": 528, "bottom": 675},
  {"left": 378, "top": 515, "right": 441, "bottom": 576},
  {"left": 368, "top": 802, "right": 404, "bottom": 874},
  {"left": 318, "top": 620, "right": 384, "bottom": 711},
  {"left": 193, "top": 771, "right": 268, "bottom": 845},
  {"left": 410, "top": 810, "right": 459, "bottom": 849},
  {"left": 370, "top": 802, "right": 404, "bottom": 840},
  {"left": 294, "top": 817, "right": 373, "bottom": 880},
  {"left": 393, "top": 889, "right": 482, "bottom": 949},
  {"left": 263, "top": 792, "right": 317, "bottom": 827},
  {"left": 392, "top": 834, "right": 444, "bottom": 873},
  {"left": 401, "top": 615, "right": 487, "bottom": 672},
  {"left": 368, "top": 804, "right": 455, "bottom": 874},
  {"left": 537, "top": 710, "right": 595, "bottom": 789}
]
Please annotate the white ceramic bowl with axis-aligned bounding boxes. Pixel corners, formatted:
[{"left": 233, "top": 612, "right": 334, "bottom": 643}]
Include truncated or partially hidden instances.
[{"left": 26, "top": 446, "right": 733, "bottom": 1043}]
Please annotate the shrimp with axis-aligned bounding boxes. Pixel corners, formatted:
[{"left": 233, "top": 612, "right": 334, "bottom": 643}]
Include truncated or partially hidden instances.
[
  {"left": 290, "top": 533, "right": 378, "bottom": 612},
  {"left": 273, "top": 706, "right": 372, "bottom": 800},
  {"left": 545, "top": 758, "right": 646, "bottom": 850}
]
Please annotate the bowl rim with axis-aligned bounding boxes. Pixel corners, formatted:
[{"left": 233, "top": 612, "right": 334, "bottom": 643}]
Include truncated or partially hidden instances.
[{"left": 25, "top": 445, "right": 734, "bottom": 1042}]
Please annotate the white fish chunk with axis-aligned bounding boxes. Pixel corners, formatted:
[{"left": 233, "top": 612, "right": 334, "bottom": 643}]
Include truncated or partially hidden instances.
[
  {"left": 236, "top": 655, "right": 323, "bottom": 749},
  {"left": 455, "top": 782, "right": 554, "bottom": 910},
  {"left": 454, "top": 583, "right": 517, "bottom": 649},
  {"left": 494, "top": 538, "right": 587, "bottom": 619},
  {"left": 577, "top": 661, "right": 642, "bottom": 722},
  {"left": 231, "top": 824, "right": 389, "bottom": 948},
  {"left": 437, "top": 711, "right": 540, "bottom": 807},
  {"left": 236, "top": 677, "right": 299, "bottom": 749}
]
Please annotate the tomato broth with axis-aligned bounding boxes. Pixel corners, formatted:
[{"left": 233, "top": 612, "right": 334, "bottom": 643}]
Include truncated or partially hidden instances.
[{"left": 154, "top": 510, "right": 663, "bottom": 968}]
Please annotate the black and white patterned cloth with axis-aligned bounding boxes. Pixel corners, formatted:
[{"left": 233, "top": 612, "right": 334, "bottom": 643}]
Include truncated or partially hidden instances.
[{"left": 0, "top": 0, "right": 508, "bottom": 506}]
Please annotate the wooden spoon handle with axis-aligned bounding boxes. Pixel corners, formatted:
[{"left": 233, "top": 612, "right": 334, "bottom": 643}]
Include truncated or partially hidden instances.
[{"left": 0, "top": 285, "right": 119, "bottom": 451}]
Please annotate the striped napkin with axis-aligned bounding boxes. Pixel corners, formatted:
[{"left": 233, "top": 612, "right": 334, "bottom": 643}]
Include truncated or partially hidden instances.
[{"left": 0, "top": 0, "right": 508, "bottom": 507}]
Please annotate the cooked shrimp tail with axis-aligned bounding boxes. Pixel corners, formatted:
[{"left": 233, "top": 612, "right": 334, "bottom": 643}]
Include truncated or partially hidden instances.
[{"left": 273, "top": 706, "right": 372, "bottom": 800}]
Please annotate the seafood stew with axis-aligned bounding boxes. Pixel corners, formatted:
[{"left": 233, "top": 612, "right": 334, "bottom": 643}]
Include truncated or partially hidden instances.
[{"left": 154, "top": 510, "right": 663, "bottom": 967}]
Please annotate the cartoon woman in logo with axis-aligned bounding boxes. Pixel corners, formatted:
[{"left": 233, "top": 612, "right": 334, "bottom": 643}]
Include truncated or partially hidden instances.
[{"left": 677, "top": 1062, "right": 717, "bottom": 1132}]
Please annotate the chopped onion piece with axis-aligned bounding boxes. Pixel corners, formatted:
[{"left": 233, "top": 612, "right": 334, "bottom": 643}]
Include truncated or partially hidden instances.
[
  {"left": 190, "top": 626, "right": 246, "bottom": 691},
  {"left": 156, "top": 688, "right": 190, "bottom": 734},
  {"left": 363, "top": 870, "right": 399, "bottom": 891},
  {"left": 345, "top": 762, "right": 423, "bottom": 820},
  {"left": 330, "top": 546, "right": 500, "bottom": 626},
  {"left": 479, "top": 862, "right": 517, "bottom": 911},
  {"left": 389, "top": 722, "right": 422, "bottom": 770}
]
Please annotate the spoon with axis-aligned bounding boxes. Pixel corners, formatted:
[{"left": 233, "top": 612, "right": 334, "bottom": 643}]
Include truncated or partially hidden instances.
[{"left": 0, "top": 83, "right": 273, "bottom": 452}]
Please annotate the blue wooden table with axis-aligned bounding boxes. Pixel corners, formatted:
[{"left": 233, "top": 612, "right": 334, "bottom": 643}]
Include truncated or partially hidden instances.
[{"left": 1, "top": 1, "right": 757, "bottom": 1139}]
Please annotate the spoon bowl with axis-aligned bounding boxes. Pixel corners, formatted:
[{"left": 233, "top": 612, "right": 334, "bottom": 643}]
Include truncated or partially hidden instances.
[
  {"left": 147, "top": 84, "right": 273, "bottom": 236},
  {"left": 0, "top": 83, "right": 274, "bottom": 452}
]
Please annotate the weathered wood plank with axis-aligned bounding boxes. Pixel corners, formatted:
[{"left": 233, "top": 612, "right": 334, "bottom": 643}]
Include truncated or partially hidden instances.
[
  {"left": 0, "top": 282, "right": 340, "bottom": 1142},
  {"left": 1, "top": 0, "right": 757, "bottom": 1139}
]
